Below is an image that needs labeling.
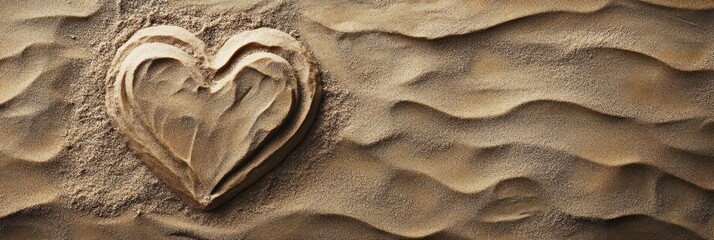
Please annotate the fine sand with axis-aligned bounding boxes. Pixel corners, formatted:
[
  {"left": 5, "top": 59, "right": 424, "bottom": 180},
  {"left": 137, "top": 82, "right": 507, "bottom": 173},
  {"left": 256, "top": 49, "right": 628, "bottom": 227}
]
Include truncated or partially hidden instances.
[{"left": 1, "top": 0, "right": 713, "bottom": 239}]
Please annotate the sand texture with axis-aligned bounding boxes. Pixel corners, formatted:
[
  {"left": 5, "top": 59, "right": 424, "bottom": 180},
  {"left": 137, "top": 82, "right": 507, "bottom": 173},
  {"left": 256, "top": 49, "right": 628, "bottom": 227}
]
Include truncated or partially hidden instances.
[{"left": 1, "top": 0, "right": 714, "bottom": 239}]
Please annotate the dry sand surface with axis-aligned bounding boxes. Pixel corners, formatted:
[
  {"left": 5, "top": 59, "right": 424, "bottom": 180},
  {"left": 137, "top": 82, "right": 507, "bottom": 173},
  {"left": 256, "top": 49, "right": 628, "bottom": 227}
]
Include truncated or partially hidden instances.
[{"left": 1, "top": 0, "right": 714, "bottom": 239}]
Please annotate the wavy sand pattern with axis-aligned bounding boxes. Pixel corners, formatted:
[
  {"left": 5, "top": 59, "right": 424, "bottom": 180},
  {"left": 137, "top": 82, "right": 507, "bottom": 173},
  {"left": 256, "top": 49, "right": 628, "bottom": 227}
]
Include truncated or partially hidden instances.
[{"left": 1, "top": 0, "right": 713, "bottom": 239}]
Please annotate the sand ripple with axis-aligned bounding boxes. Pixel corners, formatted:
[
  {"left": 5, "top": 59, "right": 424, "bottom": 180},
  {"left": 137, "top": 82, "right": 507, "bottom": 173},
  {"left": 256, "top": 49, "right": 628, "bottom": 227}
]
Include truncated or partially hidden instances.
[{"left": 303, "top": 0, "right": 714, "bottom": 39}]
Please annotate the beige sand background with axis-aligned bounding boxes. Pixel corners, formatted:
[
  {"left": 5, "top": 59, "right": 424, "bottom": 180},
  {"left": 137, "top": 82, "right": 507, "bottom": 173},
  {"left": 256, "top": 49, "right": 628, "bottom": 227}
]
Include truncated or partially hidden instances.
[{"left": 1, "top": 0, "right": 713, "bottom": 239}]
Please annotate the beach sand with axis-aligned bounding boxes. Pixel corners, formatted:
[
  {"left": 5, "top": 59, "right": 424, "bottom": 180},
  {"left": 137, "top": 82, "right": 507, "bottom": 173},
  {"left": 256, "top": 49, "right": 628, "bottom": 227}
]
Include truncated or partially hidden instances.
[{"left": 1, "top": 0, "right": 713, "bottom": 239}]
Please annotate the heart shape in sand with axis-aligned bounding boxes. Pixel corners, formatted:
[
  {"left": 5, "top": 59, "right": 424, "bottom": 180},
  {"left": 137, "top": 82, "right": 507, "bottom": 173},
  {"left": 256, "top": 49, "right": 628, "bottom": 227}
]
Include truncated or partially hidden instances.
[{"left": 106, "top": 26, "right": 320, "bottom": 210}]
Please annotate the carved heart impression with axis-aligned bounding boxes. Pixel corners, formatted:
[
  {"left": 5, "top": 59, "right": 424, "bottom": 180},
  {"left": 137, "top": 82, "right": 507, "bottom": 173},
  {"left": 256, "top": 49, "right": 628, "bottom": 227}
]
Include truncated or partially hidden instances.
[{"left": 106, "top": 26, "right": 320, "bottom": 210}]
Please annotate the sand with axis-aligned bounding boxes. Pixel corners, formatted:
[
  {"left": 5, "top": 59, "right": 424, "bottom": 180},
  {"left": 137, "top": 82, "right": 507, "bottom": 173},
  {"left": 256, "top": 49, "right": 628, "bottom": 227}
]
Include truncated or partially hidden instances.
[{"left": 1, "top": 0, "right": 713, "bottom": 239}]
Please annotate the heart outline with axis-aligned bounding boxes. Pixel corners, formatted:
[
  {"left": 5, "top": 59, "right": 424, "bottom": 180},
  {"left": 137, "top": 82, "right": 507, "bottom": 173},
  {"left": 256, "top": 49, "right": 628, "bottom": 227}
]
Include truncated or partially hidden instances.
[{"left": 106, "top": 26, "right": 320, "bottom": 210}]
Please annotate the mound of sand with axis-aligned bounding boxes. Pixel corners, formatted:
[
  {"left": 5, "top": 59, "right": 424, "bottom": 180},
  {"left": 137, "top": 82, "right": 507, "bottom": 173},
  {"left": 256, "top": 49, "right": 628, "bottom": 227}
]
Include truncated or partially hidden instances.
[{"left": 106, "top": 25, "right": 320, "bottom": 209}]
